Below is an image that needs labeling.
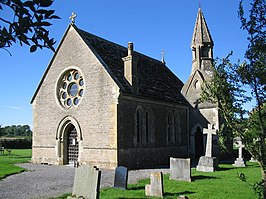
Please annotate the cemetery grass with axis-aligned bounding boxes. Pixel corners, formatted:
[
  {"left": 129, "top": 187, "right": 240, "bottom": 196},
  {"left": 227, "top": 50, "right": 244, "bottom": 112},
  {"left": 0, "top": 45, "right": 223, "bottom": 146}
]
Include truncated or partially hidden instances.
[
  {"left": 99, "top": 162, "right": 261, "bottom": 199},
  {"left": 0, "top": 149, "right": 31, "bottom": 180}
]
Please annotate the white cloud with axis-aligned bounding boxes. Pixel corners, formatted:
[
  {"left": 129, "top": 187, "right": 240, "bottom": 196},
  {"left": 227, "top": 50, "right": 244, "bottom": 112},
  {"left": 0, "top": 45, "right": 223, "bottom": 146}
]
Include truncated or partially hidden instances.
[{"left": 0, "top": 105, "right": 23, "bottom": 110}]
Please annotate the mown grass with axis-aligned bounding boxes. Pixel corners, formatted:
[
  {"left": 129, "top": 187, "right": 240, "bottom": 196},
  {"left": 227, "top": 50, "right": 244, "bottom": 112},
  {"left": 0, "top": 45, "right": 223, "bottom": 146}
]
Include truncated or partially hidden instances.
[
  {"left": 0, "top": 149, "right": 32, "bottom": 180},
  {"left": 0, "top": 151, "right": 261, "bottom": 198},
  {"left": 100, "top": 162, "right": 261, "bottom": 199},
  {"left": 58, "top": 162, "right": 261, "bottom": 199}
]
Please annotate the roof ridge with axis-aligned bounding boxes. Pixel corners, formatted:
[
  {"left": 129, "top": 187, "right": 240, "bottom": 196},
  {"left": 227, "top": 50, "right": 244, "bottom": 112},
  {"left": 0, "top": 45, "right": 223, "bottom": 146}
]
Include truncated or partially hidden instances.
[{"left": 76, "top": 27, "right": 167, "bottom": 65}]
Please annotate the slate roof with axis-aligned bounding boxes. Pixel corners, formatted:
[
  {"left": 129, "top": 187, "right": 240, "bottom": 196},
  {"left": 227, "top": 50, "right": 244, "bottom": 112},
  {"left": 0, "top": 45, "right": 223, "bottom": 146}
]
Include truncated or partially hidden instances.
[{"left": 76, "top": 26, "right": 188, "bottom": 104}]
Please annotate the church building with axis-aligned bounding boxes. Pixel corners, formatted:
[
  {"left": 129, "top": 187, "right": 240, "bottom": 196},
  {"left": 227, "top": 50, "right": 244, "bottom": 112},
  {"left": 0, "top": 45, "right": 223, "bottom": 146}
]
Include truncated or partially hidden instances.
[{"left": 31, "top": 8, "right": 219, "bottom": 169}]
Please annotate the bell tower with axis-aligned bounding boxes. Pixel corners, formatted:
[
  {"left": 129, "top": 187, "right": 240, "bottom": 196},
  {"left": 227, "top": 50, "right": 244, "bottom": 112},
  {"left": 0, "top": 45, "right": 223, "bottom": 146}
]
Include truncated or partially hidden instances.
[
  {"left": 191, "top": 8, "right": 214, "bottom": 75},
  {"left": 182, "top": 8, "right": 220, "bottom": 158},
  {"left": 182, "top": 8, "right": 215, "bottom": 107}
]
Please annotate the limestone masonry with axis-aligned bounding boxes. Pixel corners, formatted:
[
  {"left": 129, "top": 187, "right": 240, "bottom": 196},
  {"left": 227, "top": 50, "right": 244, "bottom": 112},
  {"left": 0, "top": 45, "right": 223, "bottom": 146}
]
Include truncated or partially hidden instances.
[{"left": 31, "top": 8, "right": 220, "bottom": 169}]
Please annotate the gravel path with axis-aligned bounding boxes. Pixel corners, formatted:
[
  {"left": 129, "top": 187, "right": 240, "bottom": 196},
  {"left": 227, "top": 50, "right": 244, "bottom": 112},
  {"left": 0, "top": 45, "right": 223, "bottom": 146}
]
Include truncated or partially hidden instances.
[{"left": 0, "top": 163, "right": 169, "bottom": 199}]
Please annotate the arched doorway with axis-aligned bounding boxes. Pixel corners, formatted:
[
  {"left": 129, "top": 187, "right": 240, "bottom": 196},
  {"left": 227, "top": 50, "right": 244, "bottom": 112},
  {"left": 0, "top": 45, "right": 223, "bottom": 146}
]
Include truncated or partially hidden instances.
[
  {"left": 66, "top": 124, "right": 79, "bottom": 165},
  {"left": 56, "top": 116, "right": 82, "bottom": 166},
  {"left": 195, "top": 127, "right": 204, "bottom": 158}
]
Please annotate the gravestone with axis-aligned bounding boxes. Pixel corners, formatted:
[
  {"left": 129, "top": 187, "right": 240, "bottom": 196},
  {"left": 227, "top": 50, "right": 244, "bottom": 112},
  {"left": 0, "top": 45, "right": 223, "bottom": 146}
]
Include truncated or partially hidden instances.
[
  {"left": 114, "top": 166, "right": 128, "bottom": 189},
  {"left": 67, "top": 165, "right": 101, "bottom": 199},
  {"left": 145, "top": 172, "right": 164, "bottom": 198},
  {"left": 250, "top": 157, "right": 257, "bottom": 162},
  {"left": 170, "top": 157, "right": 191, "bottom": 182},
  {"left": 196, "top": 124, "right": 218, "bottom": 172},
  {"left": 233, "top": 138, "right": 245, "bottom": 167}
]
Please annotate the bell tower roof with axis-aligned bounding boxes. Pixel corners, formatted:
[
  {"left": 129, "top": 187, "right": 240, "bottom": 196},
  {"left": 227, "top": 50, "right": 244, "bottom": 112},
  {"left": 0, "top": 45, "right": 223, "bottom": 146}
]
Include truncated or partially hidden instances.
[{"left": 191, "top": 8, "right": 213, "bottom": 47}]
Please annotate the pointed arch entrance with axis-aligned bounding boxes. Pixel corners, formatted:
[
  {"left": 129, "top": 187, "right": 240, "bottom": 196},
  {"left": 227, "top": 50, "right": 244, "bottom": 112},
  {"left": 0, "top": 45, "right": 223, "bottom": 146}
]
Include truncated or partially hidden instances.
[
  {"left": 66, "top": 124, "right": 79, "bottom": 165},
  {"left": 56, "top": 116, "right": 82, "bottom": 166},
  {"left": 195, "top": 127, "right": 204, "bottom": 158}
]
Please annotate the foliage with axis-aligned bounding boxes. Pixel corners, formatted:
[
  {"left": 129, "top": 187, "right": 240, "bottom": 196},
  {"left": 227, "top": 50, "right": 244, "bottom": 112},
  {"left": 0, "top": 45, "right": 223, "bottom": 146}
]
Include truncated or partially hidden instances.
[
  {"left": 238, "top": 0, "right": 266, "bottom": 167},
  {"left": 239, "top": 0, "right": 266, "bottom": 197},
  {"left": 0, "top": 0, "right": 60, "bottom": 53},
  {"left": 0, "top": 125, "right": 32, "bottom": 137},
  {"left": 200, "top": 54, "right": 249, "bottom": 153},
  {"left": 0, "top": 149, "right": 31, "bottom": 180},
  {"left": 201, "top": 0, "right": 266, "bottom": 197},
  {"left": 0, "top": 137, "right": 32, "bottom": 149},
  {"left": 238, "top": 172, "right": 264, "bottom": 199}
]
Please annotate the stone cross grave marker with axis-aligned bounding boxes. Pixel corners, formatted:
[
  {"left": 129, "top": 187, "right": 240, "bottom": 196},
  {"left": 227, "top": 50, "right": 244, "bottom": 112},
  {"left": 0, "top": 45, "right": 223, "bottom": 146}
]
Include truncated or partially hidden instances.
[
  {"left": 233, "top": 138, "right": 245, "bottom": 167},
  {"left": 170, "top": 157, "right": 191, "bottom": 182},
  {"left": 67, "top": 165, "right": 101, "bottom": 199},
  {"left": 145, "top": 172, "right": 164, "bottom": 198},
  {"left": 114, "top": 166, "right": 128, "bottom": 189},
  {"left": 203, "top": 124, "right": 217, "bottom": 157},
  {"left": 196, "top": 124, "right": 218, "bottom": 172}
]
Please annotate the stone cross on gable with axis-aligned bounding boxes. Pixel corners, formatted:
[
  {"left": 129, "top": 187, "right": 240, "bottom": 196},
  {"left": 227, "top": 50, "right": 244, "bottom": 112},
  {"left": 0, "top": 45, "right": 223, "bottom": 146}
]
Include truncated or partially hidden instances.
[
  {"left": 70, "top": 12, "right": 77, "bottom": 24},
  {"left": 161, "top": 49, "right": 166, "bottom": 64},
  {"left": 203, "top": 124, "right": 217, "bottom": 157}
]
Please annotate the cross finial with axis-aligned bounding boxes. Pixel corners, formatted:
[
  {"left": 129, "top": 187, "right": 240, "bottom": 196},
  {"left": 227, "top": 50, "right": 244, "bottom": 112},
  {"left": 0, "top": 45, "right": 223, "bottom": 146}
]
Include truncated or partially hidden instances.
[
  {"left": 198, "top": 0, "right": 201, "bottom": 8},
  {"left": 161, "top": 49, "right": 166, "bottom": 64},
  {"left": 70, "top": 12, "right": 77, "bottom": 24}
]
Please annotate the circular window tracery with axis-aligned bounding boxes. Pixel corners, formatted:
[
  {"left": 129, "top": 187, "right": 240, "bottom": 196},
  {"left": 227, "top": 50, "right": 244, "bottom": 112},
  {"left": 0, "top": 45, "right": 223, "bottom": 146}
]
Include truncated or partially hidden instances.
[{"left": 57, "top": 69, "right": 84, "bottom": 108}]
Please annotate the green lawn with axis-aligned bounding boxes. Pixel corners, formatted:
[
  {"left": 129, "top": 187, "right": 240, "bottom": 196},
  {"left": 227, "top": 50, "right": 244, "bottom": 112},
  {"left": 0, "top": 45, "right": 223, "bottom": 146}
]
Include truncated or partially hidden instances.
[
  {"left": 0, "top": 151, "right": 261, "bottom": 198},
  {"left": 100, "top": 162, "right": 261, "bottom": 199},
  {"left": 0, "top": 149, "right": 32, "bottom": 180}
]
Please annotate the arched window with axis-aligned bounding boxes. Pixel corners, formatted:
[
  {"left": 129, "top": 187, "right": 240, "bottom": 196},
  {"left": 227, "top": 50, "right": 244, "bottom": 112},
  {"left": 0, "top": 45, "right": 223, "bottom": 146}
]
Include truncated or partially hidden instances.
[
  {"left": 145, "top": 111, "right": 149, "bottom": 142},
  {"left": 136, "top": 107, "right": 143, "bottom": 144},
  {"left": 174, "top": 112, "right": 181, "bottom": 144},
  {"left": 134, "top": 106, "right": 154, "bottom": 146},
  {"left": 167, "top": 111, "right": 182, "bottom": 144},
  {"left": 167, "top": 111, "right": 174, "bottom": 144}
]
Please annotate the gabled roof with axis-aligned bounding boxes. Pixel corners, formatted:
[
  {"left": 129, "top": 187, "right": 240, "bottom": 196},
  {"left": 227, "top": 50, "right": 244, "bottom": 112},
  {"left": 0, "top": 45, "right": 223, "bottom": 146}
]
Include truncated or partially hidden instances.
[
  {"left": 191, "top": 8, "right": 213, "bottom": 47},
  {"left": 31, "top": 24, "right": 188, "bottom": 105},
  {"left": 75, "top": 26, "right": 187, "bottom": 104}
]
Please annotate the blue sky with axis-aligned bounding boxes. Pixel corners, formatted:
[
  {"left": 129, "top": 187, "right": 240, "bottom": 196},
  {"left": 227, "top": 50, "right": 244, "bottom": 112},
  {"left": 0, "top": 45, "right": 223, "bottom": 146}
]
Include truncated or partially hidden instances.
[{"left": 0, "top": 0, "right": 252, "bottom": 127}]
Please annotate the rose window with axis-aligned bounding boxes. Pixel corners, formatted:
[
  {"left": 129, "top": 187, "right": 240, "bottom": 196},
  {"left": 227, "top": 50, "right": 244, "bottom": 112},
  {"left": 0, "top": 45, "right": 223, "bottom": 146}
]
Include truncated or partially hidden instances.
[{"left": 58, "top": 69, "right": 84, "bottom": 108}]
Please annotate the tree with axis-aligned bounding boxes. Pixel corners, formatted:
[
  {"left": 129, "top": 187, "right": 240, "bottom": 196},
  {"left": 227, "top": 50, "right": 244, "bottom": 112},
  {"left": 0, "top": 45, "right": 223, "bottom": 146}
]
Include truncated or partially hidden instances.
[
  {"left": 238, "top": 0, "right": 266, "bottom": 197},
  {"left": 0, "top": 0, "right": 60, "bottom": 54},
  {"left": 201, "top": 0, "right": 266, "bottom": 197},
  {"left": 200, "top": 54, "right": 249, "bottom": 154}
]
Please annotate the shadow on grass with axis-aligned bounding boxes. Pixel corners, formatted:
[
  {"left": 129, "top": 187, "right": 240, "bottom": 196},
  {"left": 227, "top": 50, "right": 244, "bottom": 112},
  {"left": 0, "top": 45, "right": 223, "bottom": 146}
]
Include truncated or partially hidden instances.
[
  {"left": 128, "top": 185, "right": 145, "bottom": 190},
  {"left": 165, "top": 190, "right": 195, "bottom": 197},
  {"left": 115, "top": 197, "right": 147, "bottom": 199},
  {"left": 217, "top": 167, "right": 235, "bottom": 171},
  {"left": 192, "top": 175, "right": 217, "bottom": 181}
]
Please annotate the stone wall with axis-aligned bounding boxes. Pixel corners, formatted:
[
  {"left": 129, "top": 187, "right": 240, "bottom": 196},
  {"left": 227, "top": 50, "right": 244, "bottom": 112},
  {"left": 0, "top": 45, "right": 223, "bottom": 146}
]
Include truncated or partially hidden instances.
[
  {"left": 32, "top": 26, "right": 119, "bottom": 168},
  {"left": 117, "top": 95, "right": 189, "bottom": 168}
]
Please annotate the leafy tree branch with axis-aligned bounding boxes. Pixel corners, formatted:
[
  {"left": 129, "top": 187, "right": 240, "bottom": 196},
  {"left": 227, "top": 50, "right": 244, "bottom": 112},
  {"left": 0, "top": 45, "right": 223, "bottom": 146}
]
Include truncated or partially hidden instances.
[{"left": 0, "top": 0, "right": 60, "bottom": 54}]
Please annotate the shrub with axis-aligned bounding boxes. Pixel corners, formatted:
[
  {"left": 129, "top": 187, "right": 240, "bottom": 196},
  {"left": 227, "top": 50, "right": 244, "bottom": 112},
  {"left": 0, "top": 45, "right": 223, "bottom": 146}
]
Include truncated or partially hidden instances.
[{"left": 0, "top": 138, "right": 32, "bottom": 149}]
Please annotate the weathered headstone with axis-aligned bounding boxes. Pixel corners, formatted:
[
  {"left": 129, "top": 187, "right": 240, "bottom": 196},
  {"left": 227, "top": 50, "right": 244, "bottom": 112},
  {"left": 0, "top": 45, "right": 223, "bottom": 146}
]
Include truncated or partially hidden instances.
[
  {"left": 145, "top": 172, "right": 164, "bottom": 198},
  {"left": 170, "top": 157, "right": 191, "bottom": 182},
  {"left": 196, "top": 124, "right": 218, "bottom": 172},
  {"left": 114, "top": 166, "right": 128, "bottom": 189},
  {"left": 233, "top": 138, "right": 245, "bottom": 167},
  {"left": 249, "top": 157, "right": 257, "bottom": 162},
  {"left": 67, "top": 165, "right": 101, "bottom": 199}
]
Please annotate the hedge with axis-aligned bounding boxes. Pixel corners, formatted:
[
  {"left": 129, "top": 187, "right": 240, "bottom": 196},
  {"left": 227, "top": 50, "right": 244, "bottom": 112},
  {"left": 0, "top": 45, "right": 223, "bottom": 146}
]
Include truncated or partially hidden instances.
[{"left": 0, "top": 138, "right": 32, "bottom": 149}]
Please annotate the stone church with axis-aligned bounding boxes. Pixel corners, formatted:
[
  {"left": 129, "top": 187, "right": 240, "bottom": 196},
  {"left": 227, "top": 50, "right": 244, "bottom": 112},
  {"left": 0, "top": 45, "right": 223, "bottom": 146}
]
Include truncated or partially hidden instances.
[{"left": 31, "top": 8, "right": 219, "bottom": 169}]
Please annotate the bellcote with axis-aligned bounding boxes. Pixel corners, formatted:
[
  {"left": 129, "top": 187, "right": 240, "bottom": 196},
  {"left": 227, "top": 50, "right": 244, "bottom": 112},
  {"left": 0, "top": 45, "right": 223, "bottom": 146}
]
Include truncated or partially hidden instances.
[{"left": 191, "top": 8, "right": 214, "bottom": 73}]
